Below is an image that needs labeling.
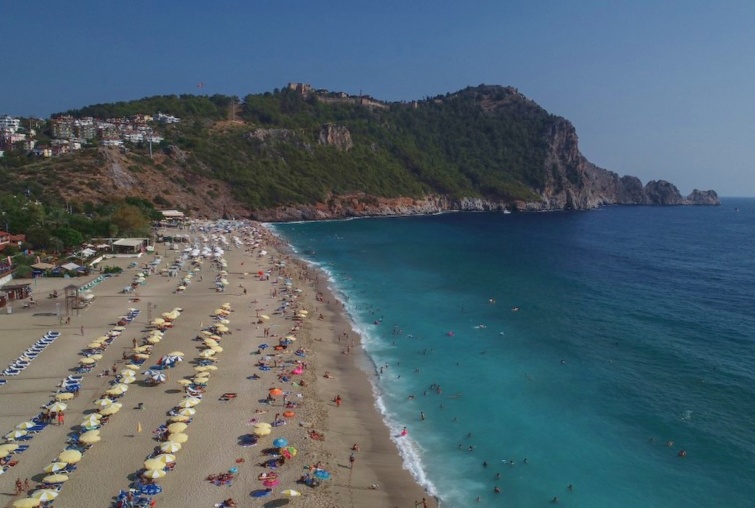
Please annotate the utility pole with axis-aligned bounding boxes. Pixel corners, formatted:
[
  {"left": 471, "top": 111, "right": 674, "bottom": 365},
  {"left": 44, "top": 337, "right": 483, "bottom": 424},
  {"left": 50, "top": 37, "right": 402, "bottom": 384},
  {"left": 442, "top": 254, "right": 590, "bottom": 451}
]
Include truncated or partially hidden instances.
[{"left": 147, "top": 128, "right": 153, "bottom": 159}]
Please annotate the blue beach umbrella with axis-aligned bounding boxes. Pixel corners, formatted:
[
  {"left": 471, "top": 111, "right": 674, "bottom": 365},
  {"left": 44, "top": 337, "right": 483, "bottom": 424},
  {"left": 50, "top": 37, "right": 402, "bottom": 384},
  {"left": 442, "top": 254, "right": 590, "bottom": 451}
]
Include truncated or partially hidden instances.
[
  {"left": 273, "top": 438, "right": 288, "bottom": 448},
  {"left": 259, "top": 344, "right": 269, "bottom": 350}
]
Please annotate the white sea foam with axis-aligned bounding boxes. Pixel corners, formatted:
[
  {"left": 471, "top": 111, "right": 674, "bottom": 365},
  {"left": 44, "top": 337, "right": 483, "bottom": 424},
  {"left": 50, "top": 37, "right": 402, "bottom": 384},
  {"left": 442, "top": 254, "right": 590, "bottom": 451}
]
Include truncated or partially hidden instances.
[{"left": 373, "top": 385, "right": 441, "bottom": 503}]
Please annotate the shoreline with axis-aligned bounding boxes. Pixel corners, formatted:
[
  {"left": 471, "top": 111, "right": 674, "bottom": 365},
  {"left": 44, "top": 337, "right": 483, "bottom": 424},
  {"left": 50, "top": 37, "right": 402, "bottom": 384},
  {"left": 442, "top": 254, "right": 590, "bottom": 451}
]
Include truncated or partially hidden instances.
[{"left": 263, "top": 224, "right": 437, "bottom": 507}]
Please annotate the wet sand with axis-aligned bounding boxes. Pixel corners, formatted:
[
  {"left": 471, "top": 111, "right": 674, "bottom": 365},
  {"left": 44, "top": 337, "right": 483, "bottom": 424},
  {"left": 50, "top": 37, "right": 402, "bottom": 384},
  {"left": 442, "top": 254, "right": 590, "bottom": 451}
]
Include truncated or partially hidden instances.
[{"left": 0, "top": 223, "right": 431, "bottom": 508}]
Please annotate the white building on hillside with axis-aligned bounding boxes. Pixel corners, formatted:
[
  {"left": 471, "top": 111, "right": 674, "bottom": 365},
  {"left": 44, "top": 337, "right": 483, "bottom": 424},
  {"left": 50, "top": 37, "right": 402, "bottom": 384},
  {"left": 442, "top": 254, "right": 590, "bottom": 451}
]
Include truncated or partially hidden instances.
[
  {"left": 0, "top": 115, "right": 21, "bottom": 132},
  {"left": 154, "top": 112, "right": 180, "bottom": 124}
]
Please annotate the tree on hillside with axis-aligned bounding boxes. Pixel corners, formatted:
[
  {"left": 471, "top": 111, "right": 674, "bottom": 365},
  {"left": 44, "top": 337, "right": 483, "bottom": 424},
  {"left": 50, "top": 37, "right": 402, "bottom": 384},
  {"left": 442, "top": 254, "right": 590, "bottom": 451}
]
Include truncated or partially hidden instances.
[
  {"left": 111, "top": 204, "right": 150, "bottom": 236},
  {"left": 55, "top": 227, "right": 84, "bottom": 248}
]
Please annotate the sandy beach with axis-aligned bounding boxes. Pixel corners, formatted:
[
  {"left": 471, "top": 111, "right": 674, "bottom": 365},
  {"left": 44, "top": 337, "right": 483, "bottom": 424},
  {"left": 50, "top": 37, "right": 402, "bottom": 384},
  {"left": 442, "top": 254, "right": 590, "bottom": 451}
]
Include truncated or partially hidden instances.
[{"left": 0, "top": 222, "right": 432, "bottom": 508}]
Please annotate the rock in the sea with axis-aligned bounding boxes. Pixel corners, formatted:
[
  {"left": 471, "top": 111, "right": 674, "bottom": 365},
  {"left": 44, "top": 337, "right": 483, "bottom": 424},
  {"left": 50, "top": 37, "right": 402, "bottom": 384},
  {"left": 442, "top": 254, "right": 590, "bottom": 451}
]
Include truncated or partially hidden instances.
[
  {"left": 685, "top": 189, "right": 720, "bottom": 205},
  {"left": 643, "top": 180, "right": 686, "bottom": 205}
]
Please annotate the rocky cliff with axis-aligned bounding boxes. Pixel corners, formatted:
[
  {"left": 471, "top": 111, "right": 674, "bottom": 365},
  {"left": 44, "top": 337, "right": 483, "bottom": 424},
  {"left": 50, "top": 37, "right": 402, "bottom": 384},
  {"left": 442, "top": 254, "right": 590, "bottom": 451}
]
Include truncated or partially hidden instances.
[{"left": 525, "top": 118, "right": 720, "bottom": 209}]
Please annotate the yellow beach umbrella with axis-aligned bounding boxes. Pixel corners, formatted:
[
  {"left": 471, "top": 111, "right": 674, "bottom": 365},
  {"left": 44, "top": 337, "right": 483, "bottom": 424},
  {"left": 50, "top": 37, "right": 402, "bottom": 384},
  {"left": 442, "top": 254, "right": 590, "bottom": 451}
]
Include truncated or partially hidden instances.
[
  {"left": 58, "top": 449, "right": 82, "bottom": 463},
  {"left": 55, "top": 392, "right": 74, "bottom": 401},
  {"left": 144, "top": 458, "right": 165, "bottom": 470},
  {"left": 142, "top": 469, "right": 166, "bottom": 479},
  {"left": 177, "top": 379, "right": 192, "bottom": 386},
  {"left": 194, "top": 366, "right": 209, "bottom": 372},
  {"left": 147, "top": 336, "right": 161, "bottom": 344},
  {"left": 112, "top": 326, "right": 126, "bottom": 331},
  {"left": 160, "top": 441, "right": 182, "bottom": 453},
  {"left": 94, "top": 398, "right": 114, "bottom": 407},
  {"left": 167, "top": 422, "right": 187, "bottom": 433},
  {"left": 150, "top": 318, "right": 165, "bottom": 326},
  {"left": 134, "top": 353, "right": 150, "bottom": 360},
  {"left": 43, "top": 461, "right": 68, "bottom": 473},
  {"left": 154, "top": 453, "right": 176, "bottom": 464},
  {"left": 79, "top": 357, "right": 96, "bottom": 365},
  {"left": 168, "top": 415, "right": 190, "bottom": 423},
  {"left": 12, "top": 499, "right": 41, "bottom": 508},
  {"left": 99, "top": 403, "right": 123, "bottom": 415},
  {"left": 281, "top": 489, "right": 302, "bottom": 497},
  {"left": 49, "top": 402, "right": 68, "bottom": 412},
  {"left": 198, "top": 350, "right": 215, "bottom": 358},
  {"left": 167, "top": 432, "right": 189, "bottom": 443},
  {"left": 176, "top": 408, "right": 196, "bottom": 416},
  {"left": 259, "top": 314, "right": 270, "bottom": 321},
  {"left": 106, "top": 386, "right": 127, "bottom": 396},
  {"left": 215, "top": 325, "right": 229, "bottom": 332},
  {"left": 79, "top": 431, "right": 101, "bottom": 444},
  {"left": 133, "top": 345, "right": 150, "bottom": 353},
  {"left": 88, "top": 354, "right": 103, "bottom": 361},
  {"left": 203, "top": 338, "right": 218, "bottom": 346},
  {"left": 168, "top": 351, "right": 185, "bottom": 357},
  {"left": 82, "top": 415, "right": 102, "bottom": 427},
  {"left": 87, "top": 342, "right": 104, "bottom": 348},
  {"left": 42, "top": 473, "right": 69, "bottom": 483},
  {"left": 0, "top": 443, "right": 19, "bottom": 453},
  {"left": 120, "top": 369, "right": 137, "bottom": 377},
  {"left": 176, "top": 400, "right": 197, "bottom": 409},
  {"left": 31, "top": 489, "right": 59, "bottom": 502},
  {"left": 203, "top": 365, "right": 218, "bottom": 371},
  {"left": 252, "top": 426, "right": 271, "bottom": 436},
  {"left": 120, "top": 376, "right": 135, "bottom": 384},
  {"left": 210, "top": 345, "right": 224, "bottom": 353},
  {"left": 124, "top": 363, "right": 141, "bottom": 370},
  {"left": 16, "top": 421, "right": 37, "bottom": 430}
]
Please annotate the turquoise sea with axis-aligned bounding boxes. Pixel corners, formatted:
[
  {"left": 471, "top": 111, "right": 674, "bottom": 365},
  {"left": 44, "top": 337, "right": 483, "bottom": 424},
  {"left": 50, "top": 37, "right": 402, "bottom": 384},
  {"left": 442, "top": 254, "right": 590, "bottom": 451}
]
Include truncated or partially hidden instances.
[{"left": 272, "top": 199, "right": 755, "bottom": 507}]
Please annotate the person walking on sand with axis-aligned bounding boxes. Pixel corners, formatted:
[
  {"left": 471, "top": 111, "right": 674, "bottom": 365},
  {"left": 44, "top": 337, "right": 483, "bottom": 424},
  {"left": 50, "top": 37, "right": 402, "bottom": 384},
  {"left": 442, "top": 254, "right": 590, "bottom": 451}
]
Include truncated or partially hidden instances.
[
  {"left": 57, "top": 411, "right": 65, "bottom": 426},
  {"left": 349, "top": 452, "right": 356, "bottom": 469},
  {"left": 80, "top": 325, "right": 84, "bottom": 336},
  {"left": 334, "top": 395, "right": 342, "bottom": 407}
]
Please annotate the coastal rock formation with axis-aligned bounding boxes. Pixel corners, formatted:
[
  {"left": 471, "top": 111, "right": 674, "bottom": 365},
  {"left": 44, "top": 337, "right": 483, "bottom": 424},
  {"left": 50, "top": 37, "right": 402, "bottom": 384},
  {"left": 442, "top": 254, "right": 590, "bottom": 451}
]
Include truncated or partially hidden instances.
[
  {"left": 643, "top": 180, "right": 686, "bottom": 205},
  {"left": 518, "top": 117, "right": 719, "bottom": 209},
  {"left": 686, "top": 189, "right": 719, "bottom": 205},
  {"left": 318, "top": 124, "right": 353, "bottom": 151}
]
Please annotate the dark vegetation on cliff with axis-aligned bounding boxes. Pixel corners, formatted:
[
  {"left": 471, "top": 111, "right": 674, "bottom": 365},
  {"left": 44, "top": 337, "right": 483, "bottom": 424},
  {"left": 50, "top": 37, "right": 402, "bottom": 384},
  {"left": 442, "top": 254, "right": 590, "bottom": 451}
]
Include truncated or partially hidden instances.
[{"left": 0, "top": 85, "right": 718, "bottom": 242}]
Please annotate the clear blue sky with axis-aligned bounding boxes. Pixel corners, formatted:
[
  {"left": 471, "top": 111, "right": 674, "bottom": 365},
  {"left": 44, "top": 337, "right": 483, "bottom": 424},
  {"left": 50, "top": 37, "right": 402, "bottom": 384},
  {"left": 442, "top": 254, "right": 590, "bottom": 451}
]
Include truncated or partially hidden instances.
[{"left": 3, "top": 0, "right": 753, "bottom": 196}]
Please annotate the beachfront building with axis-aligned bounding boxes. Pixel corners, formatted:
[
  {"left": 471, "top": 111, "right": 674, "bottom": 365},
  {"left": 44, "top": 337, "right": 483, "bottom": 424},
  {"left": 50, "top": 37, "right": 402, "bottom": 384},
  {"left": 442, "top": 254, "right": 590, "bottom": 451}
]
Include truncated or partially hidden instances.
[{"left": 112, "top": 238, "right": 148, "bottom": 255}]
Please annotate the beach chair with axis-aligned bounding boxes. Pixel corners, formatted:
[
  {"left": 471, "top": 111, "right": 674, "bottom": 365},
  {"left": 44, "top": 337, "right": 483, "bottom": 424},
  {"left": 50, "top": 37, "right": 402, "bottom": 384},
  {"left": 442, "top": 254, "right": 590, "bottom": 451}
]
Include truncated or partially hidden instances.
[{"left": 12, "top": 445, "right": 30, "bottom": 454}]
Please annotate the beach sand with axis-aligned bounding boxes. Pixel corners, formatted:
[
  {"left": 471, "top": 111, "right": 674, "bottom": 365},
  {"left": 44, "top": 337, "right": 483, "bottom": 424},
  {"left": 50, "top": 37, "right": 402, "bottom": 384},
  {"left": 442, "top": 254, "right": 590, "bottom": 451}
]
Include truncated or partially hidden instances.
[{"left": 0, "top": 223, "right": 432, "bottom": 508}]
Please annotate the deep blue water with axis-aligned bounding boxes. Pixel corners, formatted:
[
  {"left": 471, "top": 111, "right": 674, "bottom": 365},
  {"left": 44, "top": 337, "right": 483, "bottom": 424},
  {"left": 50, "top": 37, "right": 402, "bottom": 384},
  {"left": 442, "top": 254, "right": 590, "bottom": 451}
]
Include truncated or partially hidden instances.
[{"left": 272, "top": 199, "right": 755, "bottom": 507}]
